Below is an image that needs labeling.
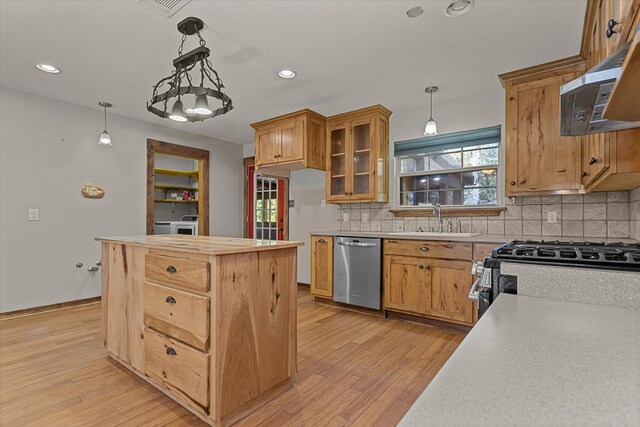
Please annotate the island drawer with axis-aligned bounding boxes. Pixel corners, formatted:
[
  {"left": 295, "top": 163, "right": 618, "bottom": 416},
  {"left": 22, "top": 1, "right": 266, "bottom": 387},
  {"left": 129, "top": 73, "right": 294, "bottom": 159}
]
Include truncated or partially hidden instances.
[
  {"left": 144, "top": 282, "right": 210, "bottom": 351},
  {"left": 144, "top": 328, "right": 209, "bottom": 408},
  {"left": 145, "top": 253, "right": 210, "bottom": 292},
  {"left": 383, "top": 239, "right": 472, "bottom": 260}
]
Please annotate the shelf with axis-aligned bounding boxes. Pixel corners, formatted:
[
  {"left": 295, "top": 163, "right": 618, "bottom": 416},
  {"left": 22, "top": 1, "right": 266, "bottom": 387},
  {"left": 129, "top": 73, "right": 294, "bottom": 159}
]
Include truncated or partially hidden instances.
[
  {"left": 354, "top": 172, "right": 370, "bottom": 176},
  {"left": 355, "top": 149, "right": 371, "bottom": 153},
  {"left": 154, "top": 185, "right": 199, "bottom": 192},
  {"left": 331, "top": 153, "right": 346, "bottom": 156},
  {"left": 154, "top": 199, "right": 199, "bottom": 203},
  {"left": 331, "top": 175, "right": 345, "bottom": 178},
  {"left": 154, "top": 168, "right": 199, "bottom": 179}
]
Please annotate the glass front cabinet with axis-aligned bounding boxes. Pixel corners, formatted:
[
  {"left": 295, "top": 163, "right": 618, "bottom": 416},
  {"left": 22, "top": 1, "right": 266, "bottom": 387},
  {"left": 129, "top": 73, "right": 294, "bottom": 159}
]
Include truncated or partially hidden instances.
[{"left": 326, "top": 105, "right": 391, "bottom": 203}]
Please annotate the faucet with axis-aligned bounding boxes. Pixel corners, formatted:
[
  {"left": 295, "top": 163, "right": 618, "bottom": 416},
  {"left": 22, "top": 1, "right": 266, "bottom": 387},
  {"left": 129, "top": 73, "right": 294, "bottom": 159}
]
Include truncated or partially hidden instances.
[{"left": 432, "top": 204, "right": 443, "bottom": 231}]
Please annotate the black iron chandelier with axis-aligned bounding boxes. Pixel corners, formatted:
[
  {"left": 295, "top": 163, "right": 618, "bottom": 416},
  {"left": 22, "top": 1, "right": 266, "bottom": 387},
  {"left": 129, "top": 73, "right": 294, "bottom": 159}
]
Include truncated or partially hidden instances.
[{"left": 147, "top": 17, "right": 233, "bottom": 123}]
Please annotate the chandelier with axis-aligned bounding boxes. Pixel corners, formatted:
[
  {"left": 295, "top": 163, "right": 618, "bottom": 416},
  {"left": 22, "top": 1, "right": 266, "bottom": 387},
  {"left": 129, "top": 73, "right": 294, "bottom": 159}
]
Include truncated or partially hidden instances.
[{"left": 147, "top": 17, "right": 233, "bottom": 123}]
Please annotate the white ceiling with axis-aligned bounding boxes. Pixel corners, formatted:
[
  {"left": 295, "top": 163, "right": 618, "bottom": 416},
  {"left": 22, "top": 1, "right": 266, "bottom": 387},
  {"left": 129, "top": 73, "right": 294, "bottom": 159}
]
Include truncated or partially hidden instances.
[{"left": 0, "top": 0, "right": 586, "bottom": 145}]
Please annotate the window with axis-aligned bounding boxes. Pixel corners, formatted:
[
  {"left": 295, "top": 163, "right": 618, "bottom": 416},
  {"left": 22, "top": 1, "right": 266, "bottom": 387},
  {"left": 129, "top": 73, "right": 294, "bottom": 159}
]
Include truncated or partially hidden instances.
[{"left": 394, "top": 126, "right": 500, "bottom": 208}]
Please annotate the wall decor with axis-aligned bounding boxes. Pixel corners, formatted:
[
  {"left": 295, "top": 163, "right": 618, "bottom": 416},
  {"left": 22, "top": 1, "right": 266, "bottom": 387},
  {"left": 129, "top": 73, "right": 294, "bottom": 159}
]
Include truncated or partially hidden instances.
[
  {"left": 147, "top": 16, "right": 233, "bottom": 123},
  {"left": 81, "top": 183, "right": 105, "bottom": 199}
]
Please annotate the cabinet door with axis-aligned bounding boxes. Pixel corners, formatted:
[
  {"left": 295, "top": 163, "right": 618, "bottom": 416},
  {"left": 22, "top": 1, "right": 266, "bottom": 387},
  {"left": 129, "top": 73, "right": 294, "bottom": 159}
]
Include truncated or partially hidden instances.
[
  {"left": 428, "top": 259, "right": 474, "bottom": 324},
  {"left": 587, "top": 133, "right": 611, "bottom": 186},
  {"left": 604, "top": 0, "right": 634, "bottom": 55},
  {"left": 255, "top": 125, "right": 280, "bottom": 166},
  {"left": 310, "top": 236, "right": 333, "bottom": 298},
  {"left": 350, "top": 117, "right": 376, "bottom": 200},
  {"left": 277, "top": 117, "right": 304, "bottom": 163},
  {"left": 326, "top": 122, "right": 350, "bottom": 201},
  {"left": 506, "top": 74, "right": 583, "bottom": 195},
  {"left": 383, "top": 255, "right": 430, "bottom": 315}
]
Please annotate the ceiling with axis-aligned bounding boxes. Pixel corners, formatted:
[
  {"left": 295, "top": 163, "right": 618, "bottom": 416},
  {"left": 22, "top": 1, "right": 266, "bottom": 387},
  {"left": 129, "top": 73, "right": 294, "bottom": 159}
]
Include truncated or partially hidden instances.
[{"left": 0, "top": 0, "right": 586, "bottom": 145}]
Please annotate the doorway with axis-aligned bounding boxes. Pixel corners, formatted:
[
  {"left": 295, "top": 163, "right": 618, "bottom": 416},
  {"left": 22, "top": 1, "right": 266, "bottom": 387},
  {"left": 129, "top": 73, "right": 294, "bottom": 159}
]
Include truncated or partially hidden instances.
[
  {"left": 146, "top": 139, "right": 210, "bottom": 235},
  {"left": 244, "top": 159, "right": 289, "bottom": 241}
]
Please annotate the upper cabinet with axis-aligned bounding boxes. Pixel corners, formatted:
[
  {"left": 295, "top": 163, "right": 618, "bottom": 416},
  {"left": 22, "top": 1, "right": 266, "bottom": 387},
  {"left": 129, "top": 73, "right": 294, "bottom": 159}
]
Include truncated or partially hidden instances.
[
  {"left": 499, "top": 59, "right": 586, "bottom": 196},
  {"left": 326, "top": 105, "right": 391, "bottom": 203},
  {"left": 251, "top": 109, "right": 326, "bottom": 172}
]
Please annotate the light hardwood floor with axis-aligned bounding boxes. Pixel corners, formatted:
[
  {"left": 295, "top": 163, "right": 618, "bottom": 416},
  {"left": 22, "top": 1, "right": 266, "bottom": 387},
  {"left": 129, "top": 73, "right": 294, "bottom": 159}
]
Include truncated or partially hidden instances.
[{"left": 0, "top": 287, "right": 465, "bottom": 426}]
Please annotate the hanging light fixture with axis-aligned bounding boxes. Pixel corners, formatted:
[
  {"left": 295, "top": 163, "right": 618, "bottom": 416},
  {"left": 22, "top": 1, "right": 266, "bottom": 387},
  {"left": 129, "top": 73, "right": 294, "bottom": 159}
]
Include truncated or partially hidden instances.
[
  {"left": 424, "top": 86, "right": 438, "bottom": 136},
  {"left": 98, "top": 102, "right": 112, "bottom": 146},
  {"left": 147, "top": 17, "right": 233, "bottom": 123}
]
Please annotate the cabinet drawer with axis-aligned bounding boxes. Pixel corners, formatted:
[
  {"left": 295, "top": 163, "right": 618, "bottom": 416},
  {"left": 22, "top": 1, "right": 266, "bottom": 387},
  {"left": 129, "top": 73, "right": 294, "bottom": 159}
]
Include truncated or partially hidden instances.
[
  {"left": 144, "top": 282, "right": 210, "bottom": 351},
  {"left": 144, "top": 329, "right": 209, "bottom": 408},
  {"left": 384, "top": 239, "right": 472, "bottom": 260},
  {"left": 145, "top": 254, "right": 210, "bottom": 292}
]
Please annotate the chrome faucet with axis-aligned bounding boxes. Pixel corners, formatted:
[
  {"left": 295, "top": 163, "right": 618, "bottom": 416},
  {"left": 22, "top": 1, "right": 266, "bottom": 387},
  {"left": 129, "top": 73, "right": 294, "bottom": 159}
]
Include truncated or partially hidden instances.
[{"left": 432, "top": 204, "right": 443, "bottom": 230}]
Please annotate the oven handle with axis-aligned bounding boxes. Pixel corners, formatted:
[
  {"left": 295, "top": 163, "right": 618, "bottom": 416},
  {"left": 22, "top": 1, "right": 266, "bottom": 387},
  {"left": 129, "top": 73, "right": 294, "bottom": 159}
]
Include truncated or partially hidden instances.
[
  {"left": 468, "top": 276, "right": 482, "bottom": 301},
  {"left": 469, "top": 268, "right": 491, "bottom": 302}
]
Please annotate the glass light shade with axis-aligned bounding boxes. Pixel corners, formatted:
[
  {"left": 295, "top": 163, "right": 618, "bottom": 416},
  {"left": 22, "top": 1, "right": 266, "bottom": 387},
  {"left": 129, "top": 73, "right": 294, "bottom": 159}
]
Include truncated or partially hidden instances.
[
  {"left": 424, "top": 119, "right": 438, "bottom": 136},
  {"left": 169, "top": 99, "right": 188, "bottom": 122},
  {"left": 99, "top": 130, "right": 112, "bottom": 146},
  {"left": 193, "top": 94, "right": 212, "bottom": 115}
]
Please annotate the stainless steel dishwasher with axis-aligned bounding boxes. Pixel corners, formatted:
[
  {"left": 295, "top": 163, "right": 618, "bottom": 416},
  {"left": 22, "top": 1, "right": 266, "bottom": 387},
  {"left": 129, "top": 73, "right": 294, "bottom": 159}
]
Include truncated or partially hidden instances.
[{"left": 333, "top": 237, "right": 381, "bottom": 309}]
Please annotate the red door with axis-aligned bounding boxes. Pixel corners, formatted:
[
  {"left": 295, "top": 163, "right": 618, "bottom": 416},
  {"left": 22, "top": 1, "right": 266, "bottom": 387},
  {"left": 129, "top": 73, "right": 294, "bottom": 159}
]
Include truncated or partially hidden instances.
[{"left": 247, "top": 166, "right": 287, "bottom": 240}]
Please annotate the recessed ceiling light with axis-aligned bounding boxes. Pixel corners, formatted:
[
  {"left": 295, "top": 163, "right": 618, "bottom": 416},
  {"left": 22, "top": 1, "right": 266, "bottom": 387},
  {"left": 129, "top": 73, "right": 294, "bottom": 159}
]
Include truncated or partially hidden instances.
[
  {"left": 444, "top": 0, "right": 475, "bottom": 17},
  {"left": 278, "top": 69, "right": 296, "bottom": 79},
  {"left": 406, "top": 6, "right": 424, "bottom": 18},
  {"left": 36, "top": 64, "right": 60, "bottom": 74}
]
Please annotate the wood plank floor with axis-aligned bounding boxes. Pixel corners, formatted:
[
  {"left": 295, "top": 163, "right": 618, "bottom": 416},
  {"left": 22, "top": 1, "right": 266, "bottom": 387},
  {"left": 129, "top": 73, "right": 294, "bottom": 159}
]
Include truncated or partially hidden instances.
[{"left": 0, "top": 287, "right": 465, "bottom": 426}]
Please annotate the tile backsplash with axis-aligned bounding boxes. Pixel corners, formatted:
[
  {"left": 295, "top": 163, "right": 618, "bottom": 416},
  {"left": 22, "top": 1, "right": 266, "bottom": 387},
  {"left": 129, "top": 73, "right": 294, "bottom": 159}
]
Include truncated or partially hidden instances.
[{"left": 338, "top": 189, "right": 640, "bottom": 240}]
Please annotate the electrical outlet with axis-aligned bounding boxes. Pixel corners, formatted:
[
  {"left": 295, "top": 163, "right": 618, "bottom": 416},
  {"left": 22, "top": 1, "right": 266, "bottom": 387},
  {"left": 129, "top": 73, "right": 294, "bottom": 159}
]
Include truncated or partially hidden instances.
[
  {"left": 288, "top": 200, "right": 295, "bottom": 208},
  {"left": 547, "top": 210, "right": 558, "bottom": 224},
  {"left": 321, "top": 199, "right": 326, "bottom": 208},
  {"left": 28, "top": 208, "right": 39, "bottom": 221},
  {"left": 342, "top": 212, "right": 349, "bottom": 222},
  {"left": 362, "top": 213, "right": 368, "bottom": 223}
]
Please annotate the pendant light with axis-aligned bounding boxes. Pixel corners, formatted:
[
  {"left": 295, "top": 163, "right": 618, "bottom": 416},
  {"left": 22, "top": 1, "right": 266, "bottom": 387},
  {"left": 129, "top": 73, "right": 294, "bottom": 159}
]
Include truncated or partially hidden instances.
[
  {"left": 424, "top": 86, "right": 438, "bottom": 136},
  {"left": 169, "top": 98, "right": 188, "bottom": 122},
  {"left": 98, "top": 102, "right": 112, "bottom": 146}
]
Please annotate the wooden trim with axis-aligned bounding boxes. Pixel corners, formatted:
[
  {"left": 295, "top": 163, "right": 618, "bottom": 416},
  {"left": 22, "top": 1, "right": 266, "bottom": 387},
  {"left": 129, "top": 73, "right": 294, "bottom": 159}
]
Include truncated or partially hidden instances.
[
  {"left": 146, "top": 139, "right": 210, "bottom": 236},
  {"left": 390, "top": 207, "right": 506, "bottom": 218},
  {"left": 0, "top": 296, "right": 101, "bottom": 320},
  {"left": 326, "top": 104, "right": 392, "bottom": 121},
  {"left": 603, "top": 30, "right": 640, "bottom": 121},
  {"left": 250, "top": 108, "right": 326, "bottom": 129},
  {"left": 498, "top": 55, "right": 585, "bottom": 87},
  {"left": 580, "top": 0, "right": 599, "bottom": 59},
  {"left": 243, "top": 157, "right": 255, "bottom": 238}
]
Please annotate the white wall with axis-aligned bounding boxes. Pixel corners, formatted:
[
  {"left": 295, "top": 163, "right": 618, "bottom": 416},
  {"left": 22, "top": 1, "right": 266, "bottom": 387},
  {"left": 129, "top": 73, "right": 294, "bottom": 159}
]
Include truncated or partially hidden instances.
[{"left": 0, "top": 87, "right": 244, "bottom": 312}]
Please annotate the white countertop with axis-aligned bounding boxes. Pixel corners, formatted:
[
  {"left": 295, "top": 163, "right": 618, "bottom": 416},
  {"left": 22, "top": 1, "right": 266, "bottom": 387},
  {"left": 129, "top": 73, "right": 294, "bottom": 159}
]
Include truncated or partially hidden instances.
[
  {"left": 310, "top": 231, "right": 639, "bottom": 244},
  {"left": 399, "top": 294, "right": 640, "bottom": 426}
]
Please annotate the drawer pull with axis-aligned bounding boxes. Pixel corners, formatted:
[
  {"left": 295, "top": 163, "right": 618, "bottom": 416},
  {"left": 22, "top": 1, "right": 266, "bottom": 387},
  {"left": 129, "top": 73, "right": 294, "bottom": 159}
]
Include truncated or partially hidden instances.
[
  {"left": 589, "top": 157, "right": 597, "bottom": 165},
  {"left": 318, "top": 239, "right": 326, "bottom": 243},
  {"left": 165, "top": 296, "right": 176, "bottom": 304},
  {"left": 166, "top": 347, "right": 177, "bottom": 356},
  {"left": 166, "top": 265, "right": 177, "bottom": 273},
  {"left": 420, "top": 246, "right": 429, "bottom": 251},
  {"left": 419, "top": 264, "right": 424, "bottom": 269}
]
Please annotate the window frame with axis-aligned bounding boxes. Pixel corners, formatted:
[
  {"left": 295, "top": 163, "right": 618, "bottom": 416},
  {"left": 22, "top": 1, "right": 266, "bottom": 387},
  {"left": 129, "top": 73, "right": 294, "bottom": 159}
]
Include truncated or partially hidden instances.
[{"left": 394, "top": 143, "right": 502, "bottom": 210}]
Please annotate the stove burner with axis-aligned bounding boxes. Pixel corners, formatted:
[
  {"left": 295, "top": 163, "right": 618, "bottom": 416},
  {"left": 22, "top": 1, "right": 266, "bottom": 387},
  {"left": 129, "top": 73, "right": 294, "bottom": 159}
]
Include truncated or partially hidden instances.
[{"left": 493, "top": 240, "right": 640, "bottom": 270}]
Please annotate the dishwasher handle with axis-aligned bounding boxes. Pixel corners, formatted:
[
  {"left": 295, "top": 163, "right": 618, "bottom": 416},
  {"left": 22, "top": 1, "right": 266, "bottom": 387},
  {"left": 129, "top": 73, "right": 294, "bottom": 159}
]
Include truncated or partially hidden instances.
[{"left": 337, "top": 241, "right": 378, "bottom": 248}]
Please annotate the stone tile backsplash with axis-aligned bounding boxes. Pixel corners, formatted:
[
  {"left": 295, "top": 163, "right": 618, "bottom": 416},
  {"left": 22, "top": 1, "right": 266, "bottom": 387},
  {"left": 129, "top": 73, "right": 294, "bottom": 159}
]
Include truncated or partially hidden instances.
[{"left": 337, "top": 189, "right": 640, "bottom": 240}]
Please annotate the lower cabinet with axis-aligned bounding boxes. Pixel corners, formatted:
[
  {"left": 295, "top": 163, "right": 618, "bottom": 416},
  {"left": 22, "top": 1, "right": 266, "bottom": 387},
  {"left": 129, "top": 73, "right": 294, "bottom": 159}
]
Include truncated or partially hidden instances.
[
  {"left": 310, "top": 235, "right": 333, "bottom": 298},
  {"left": 428, "top": 259, "right": 473, "bottom": 324},
  {"left": 383, "top": 255, "right": 430, "bottom": 315}
]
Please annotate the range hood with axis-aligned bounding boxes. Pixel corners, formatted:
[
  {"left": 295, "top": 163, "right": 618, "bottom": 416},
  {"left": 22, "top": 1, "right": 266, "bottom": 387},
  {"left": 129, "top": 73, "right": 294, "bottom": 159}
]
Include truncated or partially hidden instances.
[{"left": 560, "top": 40, "right": 640, "bottom": 136}]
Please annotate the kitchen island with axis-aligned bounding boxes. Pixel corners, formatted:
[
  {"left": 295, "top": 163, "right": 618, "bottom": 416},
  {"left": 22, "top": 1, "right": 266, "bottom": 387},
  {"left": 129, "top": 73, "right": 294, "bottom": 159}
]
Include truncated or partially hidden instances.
[
  {"left": 399, "top": 294, "right": 640, "bottom": 426},
  {"left": 97, "top": 235, "right": 303, "bottom": 426}
]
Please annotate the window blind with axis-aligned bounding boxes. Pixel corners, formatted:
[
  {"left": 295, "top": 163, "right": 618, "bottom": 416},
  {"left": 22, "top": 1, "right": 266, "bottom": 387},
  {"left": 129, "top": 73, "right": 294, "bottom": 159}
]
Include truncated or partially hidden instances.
[{"left": 394, "top": 125, "right": 501, "bottom": 157}]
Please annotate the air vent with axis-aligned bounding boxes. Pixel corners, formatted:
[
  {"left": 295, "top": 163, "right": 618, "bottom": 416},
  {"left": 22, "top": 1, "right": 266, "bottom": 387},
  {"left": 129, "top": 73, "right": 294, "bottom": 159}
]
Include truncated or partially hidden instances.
[{"left": 138, "top": 0, "right": 192, "bottom": 18}]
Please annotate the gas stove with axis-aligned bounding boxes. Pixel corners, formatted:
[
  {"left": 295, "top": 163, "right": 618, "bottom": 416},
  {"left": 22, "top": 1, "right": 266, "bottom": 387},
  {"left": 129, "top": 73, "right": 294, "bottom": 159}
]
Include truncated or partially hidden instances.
[{"left": 490, "top": 240, "right": 640, "bottom": 271}]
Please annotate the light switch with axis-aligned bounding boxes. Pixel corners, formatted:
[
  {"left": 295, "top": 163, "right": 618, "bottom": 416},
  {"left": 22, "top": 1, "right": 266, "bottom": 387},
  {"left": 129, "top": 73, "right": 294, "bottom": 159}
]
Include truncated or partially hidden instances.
[
  {"left": 28, "top": 209, "right": 40, "bottom": 221},
  {"left": 362, "top": 213, "right": 368, "bottom": 223},
  {"left": 547, "top": 211, "right": 558, "bottom": 224}
]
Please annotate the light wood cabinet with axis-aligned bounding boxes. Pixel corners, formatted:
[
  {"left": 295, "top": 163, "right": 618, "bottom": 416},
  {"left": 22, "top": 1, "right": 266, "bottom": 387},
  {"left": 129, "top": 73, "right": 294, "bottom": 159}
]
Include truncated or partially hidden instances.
[
  {"left": 382, "top": 239, "right": 475, "bottom": 326},
  {"left": 500, "top": 61, "right": 585, "bottom": 196},
  {"left": 310, "top": 235, "right": 333, "bottom": 298},
  {"left": 251, "top": 109, "right": 326, "bottom": 172},
  {"left": 326, "top": 105, "right": 391, "bottom": 203},
  {"left": 383, "top": 255, "right": 430, "bottom": 315}
]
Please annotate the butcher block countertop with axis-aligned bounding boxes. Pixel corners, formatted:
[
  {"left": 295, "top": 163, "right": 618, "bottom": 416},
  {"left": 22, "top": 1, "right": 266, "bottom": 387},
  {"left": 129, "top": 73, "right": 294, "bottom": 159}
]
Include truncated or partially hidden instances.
[{"left": 95, "top": 234, "right": 303, "bottom": 255}]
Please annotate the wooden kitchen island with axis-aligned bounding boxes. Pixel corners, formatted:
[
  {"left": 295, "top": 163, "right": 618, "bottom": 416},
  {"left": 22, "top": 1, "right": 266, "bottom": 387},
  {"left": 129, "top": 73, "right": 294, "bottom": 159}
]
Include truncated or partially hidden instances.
[{"left": 96, "top": 235, "right": 303, "bottom": 426}]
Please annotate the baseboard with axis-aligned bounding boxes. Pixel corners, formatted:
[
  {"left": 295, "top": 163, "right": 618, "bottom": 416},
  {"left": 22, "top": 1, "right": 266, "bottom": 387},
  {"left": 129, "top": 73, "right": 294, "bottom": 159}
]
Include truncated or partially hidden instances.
[
  {"left": 386, "top": 311, "right": 472, "bottom": 332},
  {"left": 297, "top": 282, "right": 310, "bottom": 288},
  {"left": 314, "top": 296, "right": 385, "bottom": 318},
  {"left": 0, "top": 296, "right": 101, "bottom": 321}
]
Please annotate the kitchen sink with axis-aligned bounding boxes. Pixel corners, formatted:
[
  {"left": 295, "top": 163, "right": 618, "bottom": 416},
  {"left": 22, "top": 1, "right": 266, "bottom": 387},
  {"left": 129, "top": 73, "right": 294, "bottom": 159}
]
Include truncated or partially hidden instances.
[{"left": 389, "top": 232, "right": 481, "bottom": 238}]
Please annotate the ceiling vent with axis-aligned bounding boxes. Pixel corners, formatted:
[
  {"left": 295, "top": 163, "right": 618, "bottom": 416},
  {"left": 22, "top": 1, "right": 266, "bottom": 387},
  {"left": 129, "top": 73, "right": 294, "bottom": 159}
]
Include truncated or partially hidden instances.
[{"left": 138, "top": 0, "right": 192, "bottom": 18}]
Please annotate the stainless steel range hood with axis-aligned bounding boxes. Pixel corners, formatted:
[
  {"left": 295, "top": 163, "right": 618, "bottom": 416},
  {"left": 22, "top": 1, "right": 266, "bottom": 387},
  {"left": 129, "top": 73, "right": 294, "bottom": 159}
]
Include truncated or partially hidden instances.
[{"left": 560, "top": 41, "right": 640, "bottom": 136}]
